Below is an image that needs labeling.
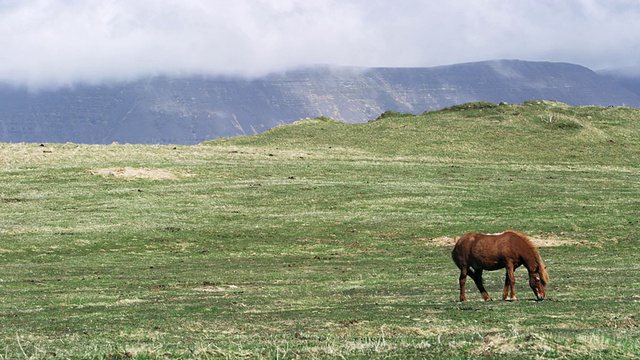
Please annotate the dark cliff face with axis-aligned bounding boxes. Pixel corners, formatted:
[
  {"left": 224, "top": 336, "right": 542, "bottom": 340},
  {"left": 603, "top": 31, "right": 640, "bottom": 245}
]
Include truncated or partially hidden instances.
[{"left": 1, "top": 60, "right": 639, "bottom": 144}]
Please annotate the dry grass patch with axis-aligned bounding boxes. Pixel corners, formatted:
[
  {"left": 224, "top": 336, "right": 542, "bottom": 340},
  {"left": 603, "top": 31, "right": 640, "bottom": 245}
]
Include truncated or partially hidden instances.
[{"left": 90, "top": 167, "right": 190, "bottom": 180}]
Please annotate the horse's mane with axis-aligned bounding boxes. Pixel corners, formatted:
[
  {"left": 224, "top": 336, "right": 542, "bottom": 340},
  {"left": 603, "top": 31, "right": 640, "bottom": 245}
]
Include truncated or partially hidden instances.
[{"left": 504, "top": 230, "right": 550, "bottom": 285}]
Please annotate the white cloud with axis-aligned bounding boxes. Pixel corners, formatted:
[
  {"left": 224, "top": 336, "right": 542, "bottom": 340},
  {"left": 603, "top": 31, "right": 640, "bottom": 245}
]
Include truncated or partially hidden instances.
[{"left": 1, "top": 0, "right": 639, "bottom": 90}]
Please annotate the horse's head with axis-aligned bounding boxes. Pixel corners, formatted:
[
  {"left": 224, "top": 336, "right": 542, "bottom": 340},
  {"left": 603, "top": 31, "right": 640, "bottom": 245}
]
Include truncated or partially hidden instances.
[{"left": 529, "top": 267, "right": 548, "bottom": 301}]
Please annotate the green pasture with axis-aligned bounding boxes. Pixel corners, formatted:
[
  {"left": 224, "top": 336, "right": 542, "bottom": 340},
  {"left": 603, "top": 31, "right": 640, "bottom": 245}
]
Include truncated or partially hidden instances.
[{"left": 0, "top": 101, "right": 639, "bottom": 358}]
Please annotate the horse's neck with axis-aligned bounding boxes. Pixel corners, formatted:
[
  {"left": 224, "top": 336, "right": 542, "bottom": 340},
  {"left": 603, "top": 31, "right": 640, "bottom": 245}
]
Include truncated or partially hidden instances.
[{"left": 522, "top": 249, "right": 541, "bottom": 272}]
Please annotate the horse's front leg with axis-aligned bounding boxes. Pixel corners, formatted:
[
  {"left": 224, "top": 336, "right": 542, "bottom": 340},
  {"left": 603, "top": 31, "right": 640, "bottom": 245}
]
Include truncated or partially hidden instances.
[
  {"left": 503, "top": 264, "right": 517, "bottom": 301},
  {"left": 503, "top": 271, "right": 511, "bottom": 300}
]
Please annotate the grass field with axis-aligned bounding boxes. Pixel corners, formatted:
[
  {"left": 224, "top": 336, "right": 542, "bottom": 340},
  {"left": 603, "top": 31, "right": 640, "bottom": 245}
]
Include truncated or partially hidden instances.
[{"left": 1, "top": 101, "right": 639, "bottom": 358}]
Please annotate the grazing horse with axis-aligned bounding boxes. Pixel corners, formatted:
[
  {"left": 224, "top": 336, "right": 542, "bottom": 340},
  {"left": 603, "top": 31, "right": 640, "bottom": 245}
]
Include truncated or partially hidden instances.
[{"left": 451, "top": 230, "right": 549, "bottom": 302}]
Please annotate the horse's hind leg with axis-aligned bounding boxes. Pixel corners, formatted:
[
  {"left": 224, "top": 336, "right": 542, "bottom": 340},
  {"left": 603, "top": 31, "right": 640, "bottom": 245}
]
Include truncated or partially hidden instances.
[
  {"left": 469, "top": 269, "right": 491, "bottom": 301},
  {"left": 458, "top": 268, "right": 468, "bottom": 302}
]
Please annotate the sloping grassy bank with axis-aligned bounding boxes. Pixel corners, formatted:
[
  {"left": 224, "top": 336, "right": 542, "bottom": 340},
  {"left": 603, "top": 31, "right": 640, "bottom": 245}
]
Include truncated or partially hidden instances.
[{"left": 0, "top": 101, "right": 638, "bottom": 358}]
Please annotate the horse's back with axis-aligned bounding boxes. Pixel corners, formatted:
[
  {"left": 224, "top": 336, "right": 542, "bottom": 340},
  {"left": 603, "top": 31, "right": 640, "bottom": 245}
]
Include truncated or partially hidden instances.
[
  {"left": 452, "top": 231, "right": 530, "bottom": 270},
  {"left": 471, "top": 231, "right": 527, "bottom": 255}
]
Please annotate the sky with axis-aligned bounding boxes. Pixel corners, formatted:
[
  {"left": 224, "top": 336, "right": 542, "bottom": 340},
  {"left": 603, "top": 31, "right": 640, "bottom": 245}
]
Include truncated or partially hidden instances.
[{"left": 1, "top": 0, "right": 639, "bottom": 90}]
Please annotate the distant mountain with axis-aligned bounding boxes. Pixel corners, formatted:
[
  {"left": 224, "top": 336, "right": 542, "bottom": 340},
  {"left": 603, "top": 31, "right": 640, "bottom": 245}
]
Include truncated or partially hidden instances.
[
  {"left": 1, "top": 59, "right": 639, "bottom": 144},
  {"left": 598, "top": 69, "right": 640, "bottom": 99}
]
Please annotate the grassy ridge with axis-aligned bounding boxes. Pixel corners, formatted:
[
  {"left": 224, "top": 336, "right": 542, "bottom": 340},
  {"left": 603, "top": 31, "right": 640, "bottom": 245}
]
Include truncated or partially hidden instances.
[
  {"left": 0, "top": 101, "right": 639, "bottom": 358},
  {"left": 223, "top": 100, "right": 640, "bottom": 165}
]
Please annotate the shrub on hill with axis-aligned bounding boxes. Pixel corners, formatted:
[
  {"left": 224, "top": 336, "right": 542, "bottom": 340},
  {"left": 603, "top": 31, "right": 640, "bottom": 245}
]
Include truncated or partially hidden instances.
[
  {"left": 439, "top": 101, "right": 499, "bottom": 112},
  {"left": 373, "top": 110, "right": 415, "bottom": 121}
]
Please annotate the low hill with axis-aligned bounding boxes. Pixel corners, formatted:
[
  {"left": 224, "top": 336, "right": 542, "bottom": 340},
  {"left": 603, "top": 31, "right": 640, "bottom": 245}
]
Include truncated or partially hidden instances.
[
  {"left": 211, "top": 100, "right": 640, "bottom": 166},
  {"left": 1, "top": 60, "right": 640, "bottom": 144}
]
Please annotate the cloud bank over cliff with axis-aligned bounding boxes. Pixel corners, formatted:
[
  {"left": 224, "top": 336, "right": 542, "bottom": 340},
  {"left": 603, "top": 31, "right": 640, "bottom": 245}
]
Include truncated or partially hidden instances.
[{"left": 2, "top": 0, "right": 639, "bottom": 89}]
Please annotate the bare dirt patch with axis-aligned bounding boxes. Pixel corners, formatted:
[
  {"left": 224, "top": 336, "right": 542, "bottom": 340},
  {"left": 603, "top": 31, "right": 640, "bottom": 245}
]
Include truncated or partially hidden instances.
[
  {"left": 193, "top": 284, "right": 240, "bottom": 293},
  {"left": 420, "top": 236, "right": 458, "bottom": 247},
  {"left": 90, "top": 167, "right": 189, "bottom": 180},
  {"left": 420, "top": 233, "right": 580, "bottom": 247}
]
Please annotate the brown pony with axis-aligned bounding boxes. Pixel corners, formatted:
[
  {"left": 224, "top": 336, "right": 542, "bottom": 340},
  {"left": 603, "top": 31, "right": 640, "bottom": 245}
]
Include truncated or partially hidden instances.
[{"left": 451, "top": 230, "right": 549, "bottom": 302}]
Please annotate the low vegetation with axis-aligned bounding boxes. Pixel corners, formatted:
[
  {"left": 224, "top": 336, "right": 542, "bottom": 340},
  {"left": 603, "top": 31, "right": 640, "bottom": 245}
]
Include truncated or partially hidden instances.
[{"left": 1, "top": 101, "right": 639, "bottom": 358}]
